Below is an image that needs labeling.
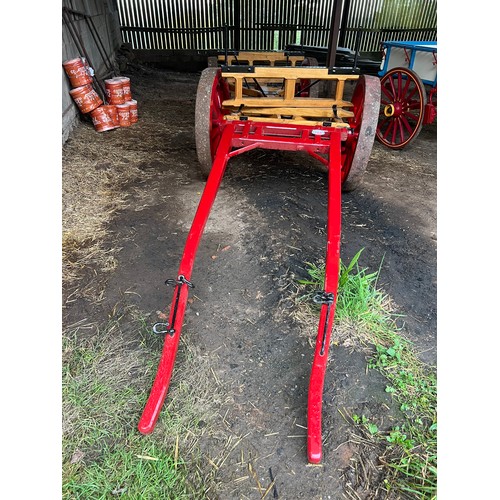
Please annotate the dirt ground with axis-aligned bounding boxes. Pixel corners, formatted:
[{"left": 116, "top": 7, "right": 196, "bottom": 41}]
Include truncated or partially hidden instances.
[{"left": 62, "top": 65, "right": 436, "bottom": 498}]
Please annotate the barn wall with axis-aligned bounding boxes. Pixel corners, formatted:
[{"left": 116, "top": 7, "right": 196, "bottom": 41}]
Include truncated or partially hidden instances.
[
  {"left": 62, "top": 0, "right": 123, "bottom": 143},
  {"left": 116, "top": 0, "right": 437, "bottom": 54}
]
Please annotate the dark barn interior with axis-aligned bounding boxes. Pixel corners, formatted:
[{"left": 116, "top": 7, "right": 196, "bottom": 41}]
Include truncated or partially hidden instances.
[{"left": 60, "top": 1, "right": 439, "bottom": 499}]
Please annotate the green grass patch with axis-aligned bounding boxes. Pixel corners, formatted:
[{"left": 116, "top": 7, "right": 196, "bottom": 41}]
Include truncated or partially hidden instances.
[
  {"left": 367, "top": 339, "right": 437, "bottom": 499},
  {"left": 62, "top": 308, "right": 225, "bottom": 499},
  {"left": 297, "top": 249, "right": 437, "bottom": 499},
  {"left": 298, "top": 248, "right": 399, "bottom": 332},
  {"left": 63, "top": 441, "right": 191, "bottom": 499}
]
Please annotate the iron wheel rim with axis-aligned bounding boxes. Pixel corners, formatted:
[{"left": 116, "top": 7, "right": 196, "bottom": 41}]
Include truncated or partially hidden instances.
[
  {"left": 195, "top": 68, "right": 230, "bottom": 178},
  {"left": 341, "top": 75, "right": 381, "bottom": 192}
]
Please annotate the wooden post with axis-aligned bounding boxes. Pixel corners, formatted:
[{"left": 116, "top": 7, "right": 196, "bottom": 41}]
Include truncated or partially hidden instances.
[{"left": 326, "top": 0, "right": 343, "bottom": 67}]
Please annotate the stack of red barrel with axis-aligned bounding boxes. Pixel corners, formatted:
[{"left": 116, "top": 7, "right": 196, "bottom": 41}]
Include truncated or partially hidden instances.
[
  {"left": 63, "top": 57, "right": 138, "bottom": 133},
  {"left": 102, "top": 76, "right": 139, "bottom": 129},
  {"left": 63, "top": 58, "right": 103, "bottom": 118}
]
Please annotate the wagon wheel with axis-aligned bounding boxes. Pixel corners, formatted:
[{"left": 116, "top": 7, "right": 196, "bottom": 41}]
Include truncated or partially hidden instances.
[
  {"left": 195, "top": 67, "right": 231, "bottom": 178},
  {"left": 376, "top": 67, "right": 427, "bottom": 150},
  {"left": 341, "top": 74, "right": 381, "bottom": 192}
]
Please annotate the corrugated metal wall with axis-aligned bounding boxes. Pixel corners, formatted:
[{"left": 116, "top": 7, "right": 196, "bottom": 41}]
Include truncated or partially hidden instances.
[
  {"left": 117, "top": 0, "right": 436, "bottom": 52},
  {"left": 341, "top": 0, "right": 437, "bottom": 52},
  {"left": 117, "top": 0, "right": 234, "bottom": 50},
  {"left": 238, "top": 0, "right": 336, "bottom": 50}
]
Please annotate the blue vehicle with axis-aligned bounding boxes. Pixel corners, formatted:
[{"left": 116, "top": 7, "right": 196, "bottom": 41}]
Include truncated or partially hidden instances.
[{"left": 376, "top": 40, "right": 437, "bottom": 149}]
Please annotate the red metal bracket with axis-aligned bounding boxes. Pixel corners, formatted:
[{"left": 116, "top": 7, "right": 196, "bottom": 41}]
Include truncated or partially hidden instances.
[
  {"left": 139, "top": 120, "right": 344, "bottom": 464},
  {"left": 424, "top": 87, "right": 437, "bottom": 125},
  {"left": 403, "top": 47, "right": 410, "bottom": 64}
]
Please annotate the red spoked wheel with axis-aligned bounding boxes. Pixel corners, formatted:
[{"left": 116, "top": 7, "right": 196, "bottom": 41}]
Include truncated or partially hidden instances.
[
  {"left": 376, "top": 67, "right": 427, "bottom": 150},
  {"left": 341, "top": 74, "right": 381, "bottom": 192},
  {"left": 195, "top": 67, "right": 231, "bottom": 178}
]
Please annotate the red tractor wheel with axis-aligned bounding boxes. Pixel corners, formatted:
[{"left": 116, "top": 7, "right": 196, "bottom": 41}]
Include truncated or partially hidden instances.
[
  {"left": 195, "top": 67, "right": 231, "bottom": 178},
  {"left": 376, "top": 67, "right": 427, "bottom": 150},
  {"left": 341, "top": 74, "right": 381, "bottom": 192}
]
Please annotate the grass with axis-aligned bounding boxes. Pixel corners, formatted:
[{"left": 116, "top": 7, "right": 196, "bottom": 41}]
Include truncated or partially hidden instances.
[
  {"left": 62, "top": 307, "right": 231, "bottom": 499},
  {"left": 296, "top": 249, "right": 437, "bottom": 499},
  {"left": 367, "top": 339, "right": 437, "bottom": 499},
  {"left": 298, "top": 248, "right": 396, "bottom": 330},
  {"left": 64, "top": 441, "right": 191, "bottom": 499}
]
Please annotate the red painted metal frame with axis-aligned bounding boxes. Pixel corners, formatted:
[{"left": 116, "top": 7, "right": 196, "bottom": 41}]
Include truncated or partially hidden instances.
[
  {"left": 424, "top": 86, "right": 437, "bottom": 125},
  {"left": 138, "top": 119, "right": 344, "bottom": 464},
  {"left": 138, "top": 123, "right": 235, "bottom": 435},
  {"left": 307, "top": 129, "right": 341, "bottom": 464}
]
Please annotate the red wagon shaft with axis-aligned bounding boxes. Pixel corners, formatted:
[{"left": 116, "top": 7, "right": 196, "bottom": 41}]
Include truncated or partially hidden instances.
[{"left": 139, "top": 66, "right": 380, "bottom": 464}]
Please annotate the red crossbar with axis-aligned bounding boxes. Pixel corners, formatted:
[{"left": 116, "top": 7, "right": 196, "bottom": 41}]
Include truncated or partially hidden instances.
[{"left": 139, "top": 120, "right": 343, "bottom": 465}]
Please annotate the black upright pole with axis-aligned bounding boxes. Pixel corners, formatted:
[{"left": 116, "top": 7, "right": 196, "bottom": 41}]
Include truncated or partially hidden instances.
[
  {"left": 326, "top": 0, "right": 343, "bottom": 67},
  {"left": 224, "top": 24, "right": 229, "bottom": 64},
  {"left": 338, "top": 0, "right": 351, "bottom": 48},
  {"left": 234, "top": 0, "right": 241, "bottom": 52}
]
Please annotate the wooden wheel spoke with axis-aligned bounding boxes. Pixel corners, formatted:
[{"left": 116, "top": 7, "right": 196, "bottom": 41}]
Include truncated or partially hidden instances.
[
  {"left": 382, "top": 82, "right": 396, "bottom": 101},
  {"left": 403, "top": 111, "right": 421, "bottom": 122},
  {"left": 390, "top": 119, "right": 399, "bottom": 144},
  {"left": 401, "top": 75, "right": 412, "bottom": 99},
  {"left": 407, "top": 100, "right": 423, "bottom": 111},
  {"left": 405, "top": 85, "right": 420, "bottom": 102},
  {"left": 397, "top": 120, "right": 405, "bottom": 144},
  {"left": 395, "top": 72, "right": 403, "bottom": 100},
  {"left": 399, "top": 115, "right": 416, "bottom": 136}
]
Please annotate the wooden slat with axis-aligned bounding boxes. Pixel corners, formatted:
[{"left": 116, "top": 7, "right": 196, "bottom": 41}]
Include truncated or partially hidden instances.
[
  {"left": 227, "top": 82, "right": 264, "bottom": 97},
  {"left": 218, "top": 51, "right": 305, "bottom": 66},
  {"left": 224, "top": 114, "right": 350, "bottom": 127},
  {"left": 283, "top": 78, "right": 296, "bottom": 100},
  {"left": 222, "top": 97, "right": 354, "bottom": 109},
  {"left": 222, "top": 66, "right": 359, "bottom": 80},
  {"left": 231, "top": 106, "right": 354, "bottom": 118}
]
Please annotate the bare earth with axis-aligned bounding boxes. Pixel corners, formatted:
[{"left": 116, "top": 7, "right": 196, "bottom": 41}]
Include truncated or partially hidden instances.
[{"left": 63, "top": 65, "right": 436, "bottom": 499}]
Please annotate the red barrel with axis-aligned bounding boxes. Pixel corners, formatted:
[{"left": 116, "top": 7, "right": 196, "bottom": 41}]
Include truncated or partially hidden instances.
[
  {"left": 69, "top": 84, "right": 103, "bottom": 114},
  {"left": 102, "top": 104, "right": 119, "bottom": 128},
  {"left": 90, "top": 106, "right": 117, "bottom": 132},
  {"left": 105, "top": 78, "right": 125, "bottom": 104},
  {"left": 119, "top": 77, "right": 132, "bottom": 101},
  {"left": 116, "top": 102, "right": 131, "bottom": 127},
  {"left": 63, "top": 57, "right": 93, "bottom": 87},
  {"left": 128, "top": 99, "right": 138, "bottom": 123}
]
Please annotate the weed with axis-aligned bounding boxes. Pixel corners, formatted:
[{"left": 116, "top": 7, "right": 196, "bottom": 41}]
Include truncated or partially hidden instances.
[
  {"left": 352, "top": 414, "right": 379, "bottom": 435},
  {"left": 297, "top": 249, "right": 437, "bottom": 499},
  {"left": 298, "top": 248, "right": 401, "bottom": 338}
]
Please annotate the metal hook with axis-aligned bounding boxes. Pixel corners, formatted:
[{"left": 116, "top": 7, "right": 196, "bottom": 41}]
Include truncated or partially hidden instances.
[
  {"left": 152, "top": 322, "right": 170, "bottom": 335},
  {"left": 313, "top": 291, "right": 334, "bottom": 305}
]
